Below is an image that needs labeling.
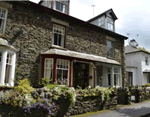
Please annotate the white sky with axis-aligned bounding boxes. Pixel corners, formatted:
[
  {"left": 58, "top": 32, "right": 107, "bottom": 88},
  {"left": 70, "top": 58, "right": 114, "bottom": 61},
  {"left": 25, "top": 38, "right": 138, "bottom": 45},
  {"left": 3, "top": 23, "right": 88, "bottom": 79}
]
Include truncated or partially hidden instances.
[{"left": 30, "top": 0, "right": 150, "bottom": 50}]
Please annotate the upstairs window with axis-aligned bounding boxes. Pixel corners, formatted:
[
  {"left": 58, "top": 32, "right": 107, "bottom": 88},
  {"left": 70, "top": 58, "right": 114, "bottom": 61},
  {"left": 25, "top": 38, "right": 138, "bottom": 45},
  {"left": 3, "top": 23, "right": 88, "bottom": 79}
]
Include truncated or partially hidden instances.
[
  {"left": 107, "top": 40, "right": 114, "bottom": 58},
  {"left": 98, "top": 17, "right": 104, "bottom": 27},
  {"left": 107, "top": 17, "right": 114, "bottom": 31},
  {"left": 53, "top": 24, "right": 65, "bottom": 47},
  {"left": 55, "top": 1, "right": 67, "bottom": 13},
  {"left": 145, "top": 57, "right": 149, "bottom": 65},
  {"left": 0, "top": 8, "right": 7, "bottom": 35}
]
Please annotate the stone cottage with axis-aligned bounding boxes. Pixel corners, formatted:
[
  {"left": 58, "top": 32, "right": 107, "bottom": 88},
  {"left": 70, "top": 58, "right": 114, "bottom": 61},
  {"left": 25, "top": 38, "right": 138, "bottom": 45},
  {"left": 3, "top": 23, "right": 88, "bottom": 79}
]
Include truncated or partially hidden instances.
[{"left": 0, "top": 1, "right": 127, "bottom": 88}]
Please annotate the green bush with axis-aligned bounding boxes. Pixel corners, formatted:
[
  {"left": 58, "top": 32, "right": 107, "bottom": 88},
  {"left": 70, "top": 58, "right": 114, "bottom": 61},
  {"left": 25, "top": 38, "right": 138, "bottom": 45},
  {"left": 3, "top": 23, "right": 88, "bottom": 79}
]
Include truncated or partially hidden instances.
[
  {"left": 14, "top": 79, "right": 34, "bottom": 94},
  {"left": 145, "top": 83, "right": 150, "bottom": 87}
]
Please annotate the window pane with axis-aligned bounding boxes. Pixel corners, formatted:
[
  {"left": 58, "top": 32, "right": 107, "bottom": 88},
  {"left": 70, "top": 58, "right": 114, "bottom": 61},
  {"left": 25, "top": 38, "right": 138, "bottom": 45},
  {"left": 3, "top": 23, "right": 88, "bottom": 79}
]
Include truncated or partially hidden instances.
[
  {"left": 54, "top": 33, "right": 58, "bottom": 45},
  {"left": 56, "top": 1, "right": 60, "bottom": 10},
  {"left": 63, "top": 70, "right": 68, "bottom": 79},
  {"left": 5, "top": 64, "right": 11, "bottom": 84},
  {"left": 57, "top": 69, "right": 62, "bottom": 80}
]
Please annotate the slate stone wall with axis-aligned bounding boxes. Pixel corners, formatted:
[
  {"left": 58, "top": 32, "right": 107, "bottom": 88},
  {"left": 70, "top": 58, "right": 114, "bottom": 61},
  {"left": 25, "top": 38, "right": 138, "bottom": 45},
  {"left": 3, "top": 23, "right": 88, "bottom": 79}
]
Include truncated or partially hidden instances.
[{"left": 0, "top": 2, "right": 125, "bottom": 85}]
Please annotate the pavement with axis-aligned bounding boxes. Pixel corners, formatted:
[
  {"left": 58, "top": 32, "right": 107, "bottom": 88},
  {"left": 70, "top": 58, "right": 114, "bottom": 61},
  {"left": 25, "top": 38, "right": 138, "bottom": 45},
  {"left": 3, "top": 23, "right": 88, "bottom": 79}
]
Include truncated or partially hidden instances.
[{"left": 86, "top": 101, "right": 150, "bottom": 117}]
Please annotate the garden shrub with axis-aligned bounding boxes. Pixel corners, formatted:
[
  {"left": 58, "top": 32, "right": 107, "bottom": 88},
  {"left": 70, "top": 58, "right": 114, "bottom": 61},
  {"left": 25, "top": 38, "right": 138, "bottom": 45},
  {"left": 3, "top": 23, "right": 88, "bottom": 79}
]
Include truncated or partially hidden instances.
[
  {"left": 14, "top": 79, "right": 34, "bottom": 94},
  {"left": 145, "top": 83, "right": 150, "bottom": 87}
]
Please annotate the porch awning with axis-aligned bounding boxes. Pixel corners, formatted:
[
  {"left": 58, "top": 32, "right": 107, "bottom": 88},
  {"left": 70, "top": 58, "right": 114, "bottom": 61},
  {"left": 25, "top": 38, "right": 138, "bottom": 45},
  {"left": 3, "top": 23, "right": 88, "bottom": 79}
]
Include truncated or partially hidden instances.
[
  {"left": 143, "top": 69, "right": 150, "bottom": 73},
  {"left": 42, "top": 48, "right": 121, "bottom": 65}
]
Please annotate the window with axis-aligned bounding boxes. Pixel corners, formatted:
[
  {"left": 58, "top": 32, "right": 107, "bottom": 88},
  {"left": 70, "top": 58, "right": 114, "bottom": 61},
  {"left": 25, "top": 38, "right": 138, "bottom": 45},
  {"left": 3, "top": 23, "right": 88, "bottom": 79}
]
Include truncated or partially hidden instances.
[
  {"left": 5, "top": 54, "right": 12, "bottom": 84},
  {"left": 107, "top": 40, "right": 114, "bottom": 58},
  {"left": 107, "top": 17, "right": 114, "bottom": 31},
  {"left": 98, "top": 17, "right": 104, "bottom": 27},
  {"left": 44, "top": 59, "right": 53, "bottom": 82},
  {"left": 128, "top": 72, "right": 133, "bottom": 86},
  {"left": 0, "top": 8, "right": 7, "bottom": 35},
  {"left": 55, "top": 1, "right": 67, "bottom": 13},
  {"left": 114, "top": 68, "right": 120, "bottom": 86},
  {"left": 53, "top": 24, "right": 65, "bottom": 47},
  {"left": 107, "top": 68, "right": 111, "bottom": 86},
  {"left": 145, "top": 57, "right": 149, "bottom": 65},
  {"left": 56, "top": 59, "right": 69, "bottom": 84}
]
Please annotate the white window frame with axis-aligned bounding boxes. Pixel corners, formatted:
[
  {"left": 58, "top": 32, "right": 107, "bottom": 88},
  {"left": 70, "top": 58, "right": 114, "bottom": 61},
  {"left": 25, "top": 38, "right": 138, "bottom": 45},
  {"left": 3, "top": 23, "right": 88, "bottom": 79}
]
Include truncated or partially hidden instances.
[
  {"left": 107, "top": 17, "right": 114, "bottom": 31},
  {"left": 145, "top": 57, "right": 149, "bottom": 65},
  {"left": 54, "top": 1, "right": 68, "bottom": 14},
  {"left": 56, "top": 59, "right": 70, "bottom": 85},
  {"left": 107, "top": 40, "right": 114, "bottom": 58},
  {"left": 53, "top": 24, "right": 65, "bottom": 47},
  {"left": 0, "top": 7, "right": 8, "bottom": 35},
  {"left": 5, "top": 53, "right": 13, "bottom": 84},
  {"left": 114, "top": 68, "right": 120, "bottom": 86},
  {"left": 44, "top": 58, "right": 54, "bottom": 82}
]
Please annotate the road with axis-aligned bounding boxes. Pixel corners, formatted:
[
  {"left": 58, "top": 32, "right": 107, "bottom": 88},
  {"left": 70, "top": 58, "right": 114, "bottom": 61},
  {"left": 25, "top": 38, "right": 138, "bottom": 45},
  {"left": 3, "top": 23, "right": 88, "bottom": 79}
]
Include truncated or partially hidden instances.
[{"left": 86, "top": 101, "right": 150, "bottom": 117}]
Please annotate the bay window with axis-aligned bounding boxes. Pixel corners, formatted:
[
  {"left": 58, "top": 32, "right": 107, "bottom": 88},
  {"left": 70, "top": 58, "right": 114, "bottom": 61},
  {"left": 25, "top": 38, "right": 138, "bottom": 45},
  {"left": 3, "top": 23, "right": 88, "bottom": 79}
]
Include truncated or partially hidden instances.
[
  {"left": 44, "top": 58, "right": 53, "bottom": 82},
  {"left": 53, "top": 24, "right": 65, "bottom": 47},
  {"left": 114, "top": 68, "right": 120, "bottom": 86},
  {"left": 56, "top": 59, "right": 69, "bottom": 85},
  {"left": 0, "top": 8, "right": 7, "bottom": 35}
]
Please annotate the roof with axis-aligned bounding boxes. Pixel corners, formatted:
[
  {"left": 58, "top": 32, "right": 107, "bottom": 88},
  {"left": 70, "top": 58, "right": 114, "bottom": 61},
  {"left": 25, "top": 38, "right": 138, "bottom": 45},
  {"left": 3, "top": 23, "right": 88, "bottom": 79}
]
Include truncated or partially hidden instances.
[
  {"left": 42, "top": 48, "right": 121, "bottom": 65},
  {"left": 0, "top": 38, "right": 18, "bottom": 51},
  {"left": 87, "top": 9, "right": 118, "bottom": 23},
  {"left": 7, "top": 1, "right": 128, "bottom": 40},
  {"left": 125, "top": 45, "right": 150, "bottom": 55}
]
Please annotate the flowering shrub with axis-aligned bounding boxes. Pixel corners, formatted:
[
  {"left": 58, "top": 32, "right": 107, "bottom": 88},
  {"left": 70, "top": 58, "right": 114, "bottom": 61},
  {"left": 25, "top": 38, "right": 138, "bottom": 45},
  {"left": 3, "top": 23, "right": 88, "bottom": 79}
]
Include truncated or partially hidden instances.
[{"left": 14, "top": 79, "right": 34, "bottom": 94}]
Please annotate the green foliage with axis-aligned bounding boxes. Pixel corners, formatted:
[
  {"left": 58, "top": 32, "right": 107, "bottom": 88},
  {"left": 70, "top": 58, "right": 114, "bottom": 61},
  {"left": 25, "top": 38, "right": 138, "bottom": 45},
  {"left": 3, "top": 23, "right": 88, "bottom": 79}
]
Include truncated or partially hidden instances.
[
  {"left": 138, "top": 47, "right": 149, "bottom": 53},
  {"left": 14, "top": 79, "right": 34, "bottom": 94},
  {"left": 38, "top": 78, "right": 51, "bottom": 87},
  {"left": 145, "top": 83, "right": 150, "bottom": 87}
]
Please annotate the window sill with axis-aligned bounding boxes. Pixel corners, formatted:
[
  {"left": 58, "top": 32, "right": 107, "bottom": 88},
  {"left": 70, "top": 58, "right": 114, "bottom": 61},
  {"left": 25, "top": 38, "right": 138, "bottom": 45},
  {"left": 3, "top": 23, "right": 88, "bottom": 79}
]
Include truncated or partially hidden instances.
[
  {"left": 50, "top": 45, "right": 67, "bottom": 50},
  {"left": 107, "top": 56, "right": 115, "bottom": 60}
]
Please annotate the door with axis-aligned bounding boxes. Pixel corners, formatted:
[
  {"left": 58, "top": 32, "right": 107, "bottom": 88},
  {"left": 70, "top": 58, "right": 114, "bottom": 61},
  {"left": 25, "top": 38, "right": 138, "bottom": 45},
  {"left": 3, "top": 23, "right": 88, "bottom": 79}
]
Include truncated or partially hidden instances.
[{"left": 73, "top": 62, "right": 89, "bottom": 89}]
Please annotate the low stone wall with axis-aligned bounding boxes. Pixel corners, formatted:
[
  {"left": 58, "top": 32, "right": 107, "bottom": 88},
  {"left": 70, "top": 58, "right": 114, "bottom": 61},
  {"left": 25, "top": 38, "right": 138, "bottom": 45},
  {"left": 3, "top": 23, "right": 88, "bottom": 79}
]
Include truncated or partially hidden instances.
[
  {"left": 131, "top": 88, "right": 150, "bottom": 103},
  {"left": 0, "top": 95, "right": 117, "bottom": 117}
]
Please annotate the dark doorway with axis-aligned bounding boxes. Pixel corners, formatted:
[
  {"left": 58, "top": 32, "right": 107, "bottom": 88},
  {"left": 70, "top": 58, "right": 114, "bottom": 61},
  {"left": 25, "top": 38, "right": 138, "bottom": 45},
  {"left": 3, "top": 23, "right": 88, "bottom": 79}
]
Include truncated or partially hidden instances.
[{"left": 73, "top": 62, "right": 89, "bottom": 89}]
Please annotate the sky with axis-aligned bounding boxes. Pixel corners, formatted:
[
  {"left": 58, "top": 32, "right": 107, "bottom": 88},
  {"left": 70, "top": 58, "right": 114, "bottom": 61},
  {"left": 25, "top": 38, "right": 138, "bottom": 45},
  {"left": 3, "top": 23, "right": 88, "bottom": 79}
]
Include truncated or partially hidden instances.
[{"left": 31, "top": 0, "right": 150, "bottom": 50}]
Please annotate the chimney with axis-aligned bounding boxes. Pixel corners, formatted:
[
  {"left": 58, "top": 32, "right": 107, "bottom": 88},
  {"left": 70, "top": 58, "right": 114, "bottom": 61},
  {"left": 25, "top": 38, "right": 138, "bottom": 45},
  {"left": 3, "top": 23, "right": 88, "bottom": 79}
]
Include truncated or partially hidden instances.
[{"left": 129, "top": 39, "right": 138, "bottom": 48}]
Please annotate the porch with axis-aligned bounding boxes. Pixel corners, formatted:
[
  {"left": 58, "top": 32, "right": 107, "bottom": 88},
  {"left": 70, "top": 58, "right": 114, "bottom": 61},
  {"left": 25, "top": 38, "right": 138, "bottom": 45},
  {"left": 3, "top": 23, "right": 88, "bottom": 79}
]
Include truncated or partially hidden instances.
[{"left": 41, "top": 48, "right": 122, "bottom": 88}]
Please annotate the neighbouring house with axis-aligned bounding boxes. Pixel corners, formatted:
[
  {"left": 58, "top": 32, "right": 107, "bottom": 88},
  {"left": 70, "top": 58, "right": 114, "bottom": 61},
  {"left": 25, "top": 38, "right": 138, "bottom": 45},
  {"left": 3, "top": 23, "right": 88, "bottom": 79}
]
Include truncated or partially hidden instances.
[
  {"left": 0, "top": 1, "right": 127, "bottom": 88},
  {"left": 126, "top": 39, "right": 150, "bottom": 86}
]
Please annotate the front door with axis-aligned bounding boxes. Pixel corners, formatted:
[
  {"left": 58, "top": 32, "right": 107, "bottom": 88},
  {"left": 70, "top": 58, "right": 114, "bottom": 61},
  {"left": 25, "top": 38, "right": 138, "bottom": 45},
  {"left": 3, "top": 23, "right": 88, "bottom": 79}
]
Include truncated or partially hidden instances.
[
  {"left": 96, "top": 65, "right": 103, "bottom": 86},
  {"left": 73, "top": 62, "right": 89, "bottom": 89}
]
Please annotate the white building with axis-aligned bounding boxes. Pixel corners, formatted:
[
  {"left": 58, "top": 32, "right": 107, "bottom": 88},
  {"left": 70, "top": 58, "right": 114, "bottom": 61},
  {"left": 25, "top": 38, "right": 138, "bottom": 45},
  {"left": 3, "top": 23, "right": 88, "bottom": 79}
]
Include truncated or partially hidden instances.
[{"left": 125, "top": 39, "right": 150, "bottom": 86}]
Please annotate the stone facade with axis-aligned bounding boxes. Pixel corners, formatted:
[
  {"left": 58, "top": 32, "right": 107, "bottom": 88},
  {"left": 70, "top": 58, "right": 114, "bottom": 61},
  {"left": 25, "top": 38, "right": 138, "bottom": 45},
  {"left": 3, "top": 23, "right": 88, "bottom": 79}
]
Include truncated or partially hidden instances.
[{"left": 0, "top": 1, "right": 126, "bottom": 86}]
